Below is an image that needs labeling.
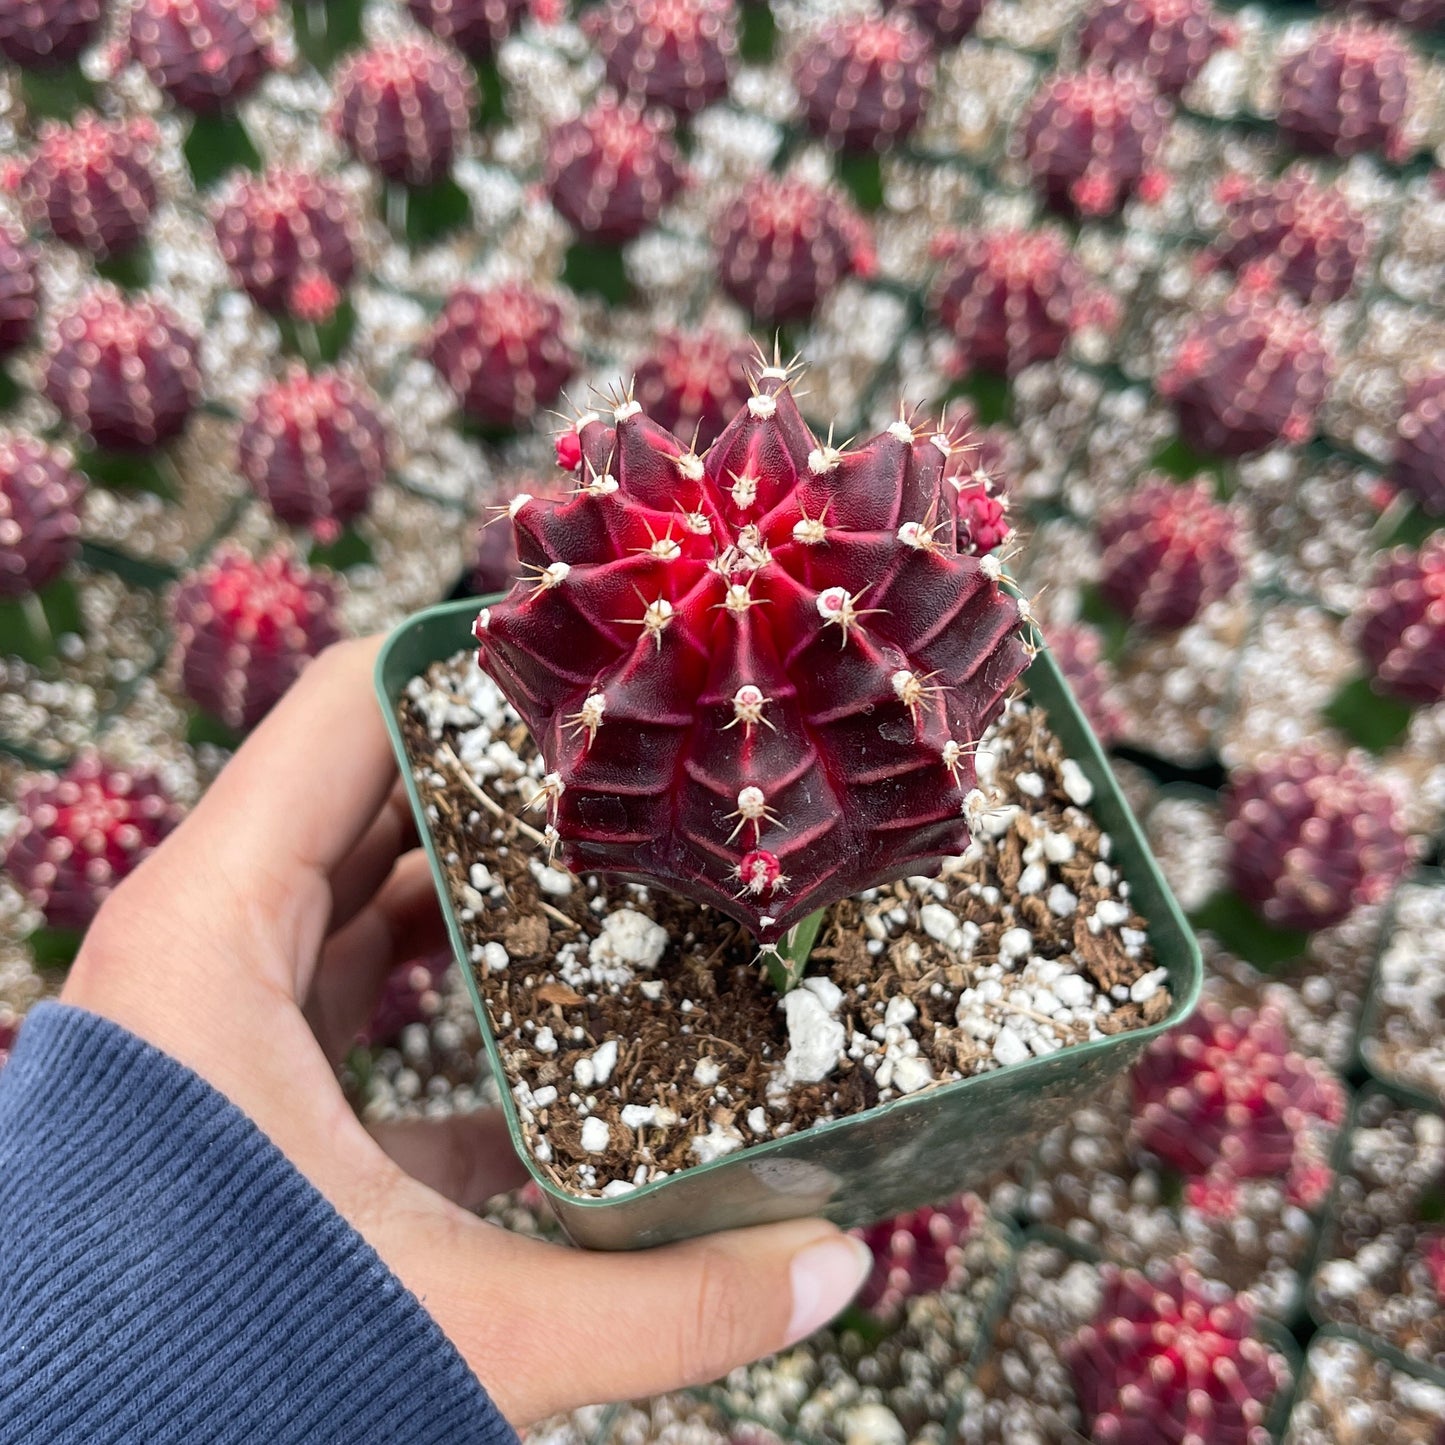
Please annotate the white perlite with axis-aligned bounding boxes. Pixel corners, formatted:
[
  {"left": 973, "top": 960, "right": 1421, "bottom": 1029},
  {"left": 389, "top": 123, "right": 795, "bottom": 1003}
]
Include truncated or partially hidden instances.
[
  {"left": 579, "top": 1117, "right": 611, "bottom": 1154},
  {"left": 588, "top": 908, "right": 668, "bottom": 971},
  {"left": 574, "top": 1040, "right": 619, "bottom": 1088},
  {"left": 782, "top": 988, "right": 847, "bottom": 1084},
  {"left": 1061, "top": 758, "right": 1094, "bottom": 805}
]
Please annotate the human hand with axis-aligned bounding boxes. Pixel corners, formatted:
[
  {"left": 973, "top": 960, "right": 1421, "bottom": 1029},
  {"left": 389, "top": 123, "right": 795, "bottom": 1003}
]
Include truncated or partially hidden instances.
[{"left": 62, "top": 638, "right": 872, "bottom": 1427}]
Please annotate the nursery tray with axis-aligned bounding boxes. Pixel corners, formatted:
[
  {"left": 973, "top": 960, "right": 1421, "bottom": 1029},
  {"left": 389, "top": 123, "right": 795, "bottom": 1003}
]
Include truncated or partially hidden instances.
[{"left": 377, "top": 597, "right": 1203, "bottom": 1251}]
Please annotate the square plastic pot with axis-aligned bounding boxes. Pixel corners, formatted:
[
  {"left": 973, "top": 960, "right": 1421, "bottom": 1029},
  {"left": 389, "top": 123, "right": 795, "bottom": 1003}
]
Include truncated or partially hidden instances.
[{"left": 376, "top": 596, "right": 1203, "bottom": 1251}]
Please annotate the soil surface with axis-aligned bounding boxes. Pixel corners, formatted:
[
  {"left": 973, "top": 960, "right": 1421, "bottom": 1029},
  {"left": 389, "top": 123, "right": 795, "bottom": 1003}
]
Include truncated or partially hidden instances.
[{"left": 399, "top": 650, "right": 1167, "bottom": 1197}]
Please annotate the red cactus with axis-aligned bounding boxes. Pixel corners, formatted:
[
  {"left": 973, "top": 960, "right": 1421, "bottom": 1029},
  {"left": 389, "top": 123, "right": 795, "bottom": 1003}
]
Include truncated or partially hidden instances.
[
  {"left": 715, "top": 174, "right": 875, "bottom": 325},
  {"left": 42, "top": 286, "right": 202, "bottom": 453},
  {"left": 405, "top": 0, "right": 524, "bottom": 63},
  {"left": 471, "top": 371, "right": 1030, "bottom": 943},
  {"left": 423, "top": 281, "right": 576, "bottom": 429},
  {"left": 894, "top": 0, "right": 984, "bottom": 47},
  {"left": 1066, "top": 1263, "right": 1289, "bottom": 1444},
  {"left": 125, "top": 0, "right": 273, "bottom": 113},
  {"left": 1209, "top": 169, "right": 1370, "bottom": 305},
  {"left": 1043, "top": 622, "right": 1126, "bottom": 746},
  {"left": 169, "top": 544, "right": 343, "bottom": 731},
  {"left": 363, "top": 951, "right": 451, "bottom": 1047},
  {"left": 852, "top": 1195, "right": 978, "bottom": 1319},
  {"left": 473, "top": 478, "right": 567, "bottom": 596},
  {"left": 1097, "top": 476, "right": 1241, "bottom": 631},
  {"left": 585, "top": 0, "right": 737, "bottom": 118},
  {"left": 0, "top": 226, "right": 39, "bottom": 360},
  {"left": 545, "top": 94, "right": 685, "bottom": 245},
  {"left": 1132, "top": 1000, "right": 1344, "bottom": 1213},
  {"left": 4, "top": 752, "right": 182, "bottom": 931},
  {"left": 1158, "top": 285, "right": 1332, "bottom": 457},
  {"left": 631, "top": 328, "right": 754, "bottom": 450},
  {"left": 934, "top": 419, "right": 1013, "bottom": 555},
  {"left": 792, "top": 12, "right": 935, "bottom": 155},
  {"left": 929, "top": 227, "right": 1113, "bottom": 376},
  {"left": 0, "top": 0, "right": 102, "bottom": 68},
  {"left": 1077, "top": 0, "right": 1233, "bottom": 98},
  {"left": 237, "top": 366, "right": 389, "bottom": 538},
  {"left": 332, "top": 37, "right": 476, "bottom": 188},
  {"left": 1016, "top": 65, "right": 1171, "bottom": 219},
  {"left": 212, "top": 168, "right": 359, "bottom": 320},
  {"left": 1395, "top": 370, "right": 1445, "bottom": 517},
  {"left": 1275, "top": 20, "right": 1414, "bottom": 162},
  {"left": 1356, "top": 538, "right": 1445, "bottom": 707},
  {"left": 21, "top": 113, "right": 159, "bottom": 261},
  {"left": 1223, "top": 742, "right": 1414, "bottom": 933},
  {"left": 0, "top": 434, "right": 86, "bottom": 600}
]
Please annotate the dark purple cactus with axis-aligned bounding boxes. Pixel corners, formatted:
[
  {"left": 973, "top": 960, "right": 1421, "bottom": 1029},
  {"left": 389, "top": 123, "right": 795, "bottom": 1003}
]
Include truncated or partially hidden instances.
[
  {"left": 631, "top": 328, "right": 754, "bottom": 451},
  {"left": 0, "top": 0, "right": 102, "bottom": 67},
  {"left": 1016, "top": 64, "right": 1171, "bottom": 219},
  {"left": 853, "top": 1195, "right": 979, "bottom": 1320},
  {"left": 1356, "top": 538, "right": 1445, "bottom": 706},
  {"left": 1066, "top": 1263, "right": 1289, "bottom": 1444},
  {"left": 1395, "top": 369, "right": 1445, "bottom": 517},
  {"left": 1044, "top": 622, "right": 1126, "bottom": 746},
  {"left": 21, "top": 113, "right": 159, "bottom": 261},
  {"left": 213, "top": 167, "right": 359, "bottom": 320},
  {"left": 1275, "top": 19, "right": 1415, "bottom": 162},
  {"left": 0, "top": 434, "right": 86, "bottom": 600},
  {"left": 472, "top": 370, "right": 1030, "bottom": 943},
  {"left": 237, "top": 366, "right": 389, "bottom": 538},
  {"left": 1077, "top": 0, "right": 1234, "bottom": 98},
  {"left": 715, "top": 174, "right": 876, "bottom": 325},
  {"left": 1132, "top": 1000, "right": 1344, "bottom": 1215},
  {"left": 1097, "top": 476, "right": 1241, "bottom": 631},
  {"left": 405, "top": 0, "right": 524, "bottom": 63},
  {"left": 1209, "top": 169, "right": 1371, "bottom": 305},
  {"left": 585, "top": 0, "right": 737, "bottom": 118},
  {"left": 332, "top": 36, "right": 476, "bottom": 187},
  {"left": 1158, "top": 284, "right": 1332, "bottom": 457},
  {"left": 169, "top": 543, "right": 344, "bottom": 731},
  {"left": 895, "top": 0, "right": 985, "bottom": 47},
  {"left": 363, "top": 951, "right": 452, "bottom": 1047},
  {"left": 545, "top": 93, "right": 685, "bottom": 244},
  {"left": 0, "top": 225, "right": 39, "bottom": 360},
  {"left": 1223, "top": 742, "right": 1414, "bottom": 933},
  {"left": 423, "top": 281, "right": 576, "bottom": 429},
  {"left": 125, "top": 0, "right": 273, "bottom": 113},
  {"left": 42, "top": 286, "right": 202, "bottom": 453},
  {"left": 792, "top": 11, "right": 935, "bottom": 155},
  {"left": 929, "top": 226, "right": 1115, "bottom": 375},
  {"left": 5, "top": 752, "right": 183, "bottom": 930}
]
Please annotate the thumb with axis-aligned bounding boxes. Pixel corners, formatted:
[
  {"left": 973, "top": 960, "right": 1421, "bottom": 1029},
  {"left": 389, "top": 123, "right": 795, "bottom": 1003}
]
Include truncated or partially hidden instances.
[{"left": 406, "top": 1213, "right": 873, "bottom": 1425}]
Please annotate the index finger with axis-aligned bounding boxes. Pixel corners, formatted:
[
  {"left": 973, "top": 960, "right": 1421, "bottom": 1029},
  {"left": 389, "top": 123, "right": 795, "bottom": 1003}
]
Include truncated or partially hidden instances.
[{"left": 184, "top": 636, "right": 397, "bottom": 900}]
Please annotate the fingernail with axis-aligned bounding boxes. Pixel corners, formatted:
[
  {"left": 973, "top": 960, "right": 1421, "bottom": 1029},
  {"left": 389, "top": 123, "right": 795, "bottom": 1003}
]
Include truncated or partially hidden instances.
[{"left": 785, "top": 1234, "right": 873, "bottom": 1344}]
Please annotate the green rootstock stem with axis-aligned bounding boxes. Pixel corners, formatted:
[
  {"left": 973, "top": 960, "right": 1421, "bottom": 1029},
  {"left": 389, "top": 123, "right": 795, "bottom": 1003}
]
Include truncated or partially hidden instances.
[{"left": 762, "top": 907, "right": 827, "bottom": 994}]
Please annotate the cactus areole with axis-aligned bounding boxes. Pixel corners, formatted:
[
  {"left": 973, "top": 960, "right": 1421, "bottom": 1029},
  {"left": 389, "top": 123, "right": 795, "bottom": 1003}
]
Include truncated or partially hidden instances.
[{"left": 472, "top": 368, "right": 1031, "bottom": 956}]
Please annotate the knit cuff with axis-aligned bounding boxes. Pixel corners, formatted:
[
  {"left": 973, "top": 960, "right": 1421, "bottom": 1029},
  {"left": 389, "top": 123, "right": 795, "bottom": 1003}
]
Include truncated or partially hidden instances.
[{"left": 0, "top": 1001, "right": 519, "bottom": 1445}]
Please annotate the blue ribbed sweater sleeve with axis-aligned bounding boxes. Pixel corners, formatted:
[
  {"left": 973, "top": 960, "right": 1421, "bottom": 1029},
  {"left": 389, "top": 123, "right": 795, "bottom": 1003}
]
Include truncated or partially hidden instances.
[{"left": 0, "top": 1002, "right": 518, "bottom": 1445}]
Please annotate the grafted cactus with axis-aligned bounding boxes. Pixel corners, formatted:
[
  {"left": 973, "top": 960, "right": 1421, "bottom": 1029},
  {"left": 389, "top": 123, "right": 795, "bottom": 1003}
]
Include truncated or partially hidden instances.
[
  {"left": 1066, "top": 1263, "right": 1289, "bottom": 1444},
  {"left": 21, "top": 113, "right": 159, "bottom": 261},
  {"left": 585, "top": 0, "right": 736, "bottom": 117},
  {"left": 473, "top": 369, "right": 1030, "bottom": 943},
  {"left": 1132, "top": 1000, "right": 1344, "bottom": 1214}
]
